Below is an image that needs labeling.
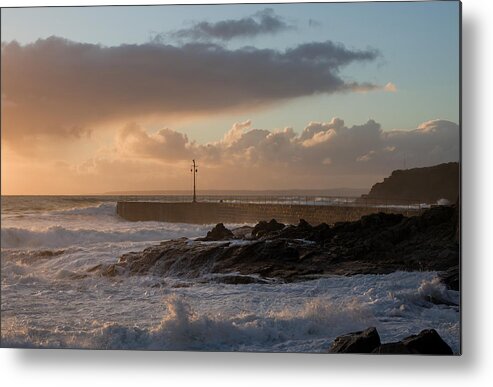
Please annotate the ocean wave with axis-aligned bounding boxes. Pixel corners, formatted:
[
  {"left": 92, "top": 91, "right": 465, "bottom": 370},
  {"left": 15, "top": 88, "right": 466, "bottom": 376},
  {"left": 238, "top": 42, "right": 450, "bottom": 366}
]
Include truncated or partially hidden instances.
[
  {"left": 120, "top": 281, "right": 457, "bottom": 352},
  {"left": 1, "top": 225, "right": 171, "bottom": 248},
  {"left": 2, "top": 295, "right": 374, "bottom": 351},
  {"left": 51, "top": 202, "right": 117, "bottom": 216},
  {"left": 0, "top": 273, "right": 460, "bottom": 352}
]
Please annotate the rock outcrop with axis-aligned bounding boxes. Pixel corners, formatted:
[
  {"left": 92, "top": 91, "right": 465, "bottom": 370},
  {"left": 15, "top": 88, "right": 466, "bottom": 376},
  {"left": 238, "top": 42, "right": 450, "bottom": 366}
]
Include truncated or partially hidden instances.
[
  {"left": 93, "top": 204, "right": 460, "bottom": 283},
  {"left": 251, "top": 219, "right": 285, "bottom": 238},
  {"left": 197, "top": 223, "right": 234, "bottom": 241}
]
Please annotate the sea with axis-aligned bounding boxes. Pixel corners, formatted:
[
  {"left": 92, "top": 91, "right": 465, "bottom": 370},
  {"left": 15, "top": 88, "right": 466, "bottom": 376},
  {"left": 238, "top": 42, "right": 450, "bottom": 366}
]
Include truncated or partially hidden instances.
[{"left": 1, "top": 196, "right": 460, "bottom": 352}]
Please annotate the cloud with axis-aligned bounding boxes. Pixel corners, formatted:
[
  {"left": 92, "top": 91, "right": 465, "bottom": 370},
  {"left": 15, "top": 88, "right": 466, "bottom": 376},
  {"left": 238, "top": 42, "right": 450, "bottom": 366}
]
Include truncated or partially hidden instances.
[
  {"left": 2, "top": 37, "right": 382, "bottom": 151},
  {"left": 221, "top": 120, "right": 253, "bottom": 145},
  {"left": 159, "top": 8, "right": 294, "bottom": 42},
  {"left": 117, "top": 122, "right": 192, "bottom": 161},
  {"left": 4, "top": 117, "right": 459, "bottom": 193},
  {"left": 114, "top": 118, "right": 459, "bottom": 180}
]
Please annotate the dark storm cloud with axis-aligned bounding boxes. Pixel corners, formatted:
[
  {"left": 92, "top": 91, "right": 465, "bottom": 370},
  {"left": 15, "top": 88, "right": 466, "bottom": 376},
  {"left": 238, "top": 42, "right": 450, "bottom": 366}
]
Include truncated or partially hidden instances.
[
  {"left": 160, "top": 8, "right": 294, "bottom": 42},
  {"left": 285, "top": 41, "right": 379, "bottom": 66},
  {"left": 1, "top": 37, "right": 381, "bottom": 148}
]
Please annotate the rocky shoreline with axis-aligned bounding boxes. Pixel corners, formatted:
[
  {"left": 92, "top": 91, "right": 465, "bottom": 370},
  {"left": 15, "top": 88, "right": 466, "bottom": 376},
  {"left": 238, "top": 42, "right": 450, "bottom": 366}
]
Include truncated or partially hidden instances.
[{"left": 92, "top": 204, "right": 459, "bottom": 289}]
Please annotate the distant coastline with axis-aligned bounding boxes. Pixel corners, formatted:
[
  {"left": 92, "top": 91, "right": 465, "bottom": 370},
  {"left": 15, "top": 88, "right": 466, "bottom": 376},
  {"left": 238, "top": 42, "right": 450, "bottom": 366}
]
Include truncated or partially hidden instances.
[{"left": 103, "top": 188, "right": 369, "bottom": 197}]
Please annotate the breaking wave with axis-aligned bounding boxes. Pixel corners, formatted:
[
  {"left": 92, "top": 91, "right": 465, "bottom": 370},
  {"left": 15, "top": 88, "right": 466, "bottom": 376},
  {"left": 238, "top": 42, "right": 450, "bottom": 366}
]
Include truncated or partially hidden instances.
[
  {"left": 1, "top": 274, "right": 460, "bottom": 353},
  {"left": 1, "top": 226, "right": 165, "bottom": 248},
  {"left": 1, "top": 224, "right": 209, "bottom": 249},
  {"left": 52, "top": 202, "right": 117, "bottom": 217},
  {"left": 2, "top": 295, "right": 375, "bottom": 352}
]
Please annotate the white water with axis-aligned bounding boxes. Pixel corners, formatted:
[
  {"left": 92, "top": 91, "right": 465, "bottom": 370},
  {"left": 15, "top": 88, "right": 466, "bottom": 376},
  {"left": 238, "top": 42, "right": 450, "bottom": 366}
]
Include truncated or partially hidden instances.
[{"left": 1, "top": 196, "right": 460, "bottom": 352}]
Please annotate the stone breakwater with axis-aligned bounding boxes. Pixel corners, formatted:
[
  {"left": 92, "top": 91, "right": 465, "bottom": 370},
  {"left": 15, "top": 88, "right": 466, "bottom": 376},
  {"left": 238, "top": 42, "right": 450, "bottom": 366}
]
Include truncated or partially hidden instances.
[{"left": 116, "top": 201, "right": 423, "bottom": 225}]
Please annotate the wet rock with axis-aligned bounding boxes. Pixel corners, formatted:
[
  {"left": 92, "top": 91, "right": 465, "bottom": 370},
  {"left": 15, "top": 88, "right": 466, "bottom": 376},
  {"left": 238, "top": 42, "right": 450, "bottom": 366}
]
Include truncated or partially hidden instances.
[
  {"left": 329, "top": 327, "right": 381, "bottom": 353},
  {"left": 440, "top": 265, "right": 459, "bottom": 291},
  {"left": 94, "top": 205, "right": 459, "bottom": 283},
  {"left": 198, "top": 223, "right": 234, "bottom": 241},
  {"left": 270, "top": 220, "right": 332, "bottom": 242},
  {"left": 252, "top": 219, "right": 285, "bottom": 238},
  {"left": 360, "top": 212, "right": 404, "bottom": 228},
  {"left": 231, "top": 225, "right": 253, "bottom": 239},
  {"left": 297, "top": 219, "right": 312, "bottom": 230}
]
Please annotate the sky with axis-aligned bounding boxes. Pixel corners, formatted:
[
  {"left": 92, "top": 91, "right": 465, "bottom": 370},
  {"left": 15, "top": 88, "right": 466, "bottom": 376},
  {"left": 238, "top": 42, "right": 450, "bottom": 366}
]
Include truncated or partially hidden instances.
[{"left": 1, "top": 1, "right": 460, "bottom": 194}]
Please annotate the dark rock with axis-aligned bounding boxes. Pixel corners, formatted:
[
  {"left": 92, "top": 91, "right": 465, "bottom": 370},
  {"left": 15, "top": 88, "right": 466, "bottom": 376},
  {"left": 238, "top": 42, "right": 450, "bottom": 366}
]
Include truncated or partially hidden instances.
[
  {"left": 311, "top": 222, "right": 332, "bottom": 241},
  {"left": 440, "top": 265, "right": 460, "bottom": 291},
  {"left": 95, "top": 203, "right": 459, "bottom": 283},
  {"left": 400, "top": 329, "right": 453, "bottom": 355},
  {"left": 297, "top": 219, "right": 312, "bottom": 230},
  {"left": 231, "top": 226, "right": 253, "bottom": 239},
  {"left": 453, "top": 196, "right": 460, "bottom": 243},
  {"left": 199, "top": 223, "right": 234, "bottom": 241},
  {"left": 331, "top": 328, "right": 454, "bottom": 355},
  {"left": 269, "top": 220, "right": 332, "bottom": 243},
  {"left": 360, "top": 212, "right": 404, "bottom": 228},
  {"left": 328, "top": 327, "right": 381, "bottom": 353},
  {"left": 420, "top": 205, "right": 456, "bottom": 228},
  {"left": 252, "top": 219, "right": 285, "bottom": 238}
]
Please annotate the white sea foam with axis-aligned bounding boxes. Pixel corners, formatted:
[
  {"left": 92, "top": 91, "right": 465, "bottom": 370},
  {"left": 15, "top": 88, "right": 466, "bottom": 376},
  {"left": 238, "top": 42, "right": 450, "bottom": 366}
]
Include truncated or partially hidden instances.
[
  {"left": 437, "top": 198, "right": 452, "bottom": 206},
  {"left": 1, "top": 268, "right": 460, "bottom": 352}
]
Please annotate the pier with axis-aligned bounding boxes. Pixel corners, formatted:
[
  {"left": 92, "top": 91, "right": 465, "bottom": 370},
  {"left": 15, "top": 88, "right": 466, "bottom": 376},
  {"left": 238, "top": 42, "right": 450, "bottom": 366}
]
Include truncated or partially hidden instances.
[{"left": 116, "top": 200, "right": 425, "bottom": 225}]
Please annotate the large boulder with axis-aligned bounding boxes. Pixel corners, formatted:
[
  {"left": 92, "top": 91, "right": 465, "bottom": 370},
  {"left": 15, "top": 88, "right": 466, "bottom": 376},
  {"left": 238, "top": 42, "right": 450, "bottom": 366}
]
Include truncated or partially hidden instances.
[
  {"left": 252, "top": 219, "right": 285, "bottom": 238},
  {"left": 398, "top": 329, "right": 453, "bottom": 355},
  {"left": 199, "top": 223, "right": 234, "bottom": 241},
  {"left": 372, "top": 329, "right": 453, "bottom": 355},
  {"left": 330, "top": 328, "right": 453, "bottom": 355},
  {"left": 328, "top": 327, "right": 381, "bottom": 353}
]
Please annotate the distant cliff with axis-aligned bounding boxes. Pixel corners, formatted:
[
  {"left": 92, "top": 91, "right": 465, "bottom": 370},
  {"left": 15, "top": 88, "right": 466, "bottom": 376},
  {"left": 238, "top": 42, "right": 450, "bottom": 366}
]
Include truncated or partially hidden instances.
[{"left": 362, "top": 162, "right": 459, "bottom": 203}]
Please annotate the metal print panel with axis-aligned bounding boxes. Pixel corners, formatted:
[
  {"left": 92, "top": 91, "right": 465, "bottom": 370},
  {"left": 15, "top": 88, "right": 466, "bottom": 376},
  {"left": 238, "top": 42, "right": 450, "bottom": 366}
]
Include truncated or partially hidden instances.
[{"left": 0, "top": 1, "right": 461, "bottom": 354}]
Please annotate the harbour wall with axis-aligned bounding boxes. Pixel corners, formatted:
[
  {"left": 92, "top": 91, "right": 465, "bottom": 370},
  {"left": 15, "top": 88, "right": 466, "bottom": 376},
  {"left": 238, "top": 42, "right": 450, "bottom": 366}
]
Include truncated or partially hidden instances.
[{"left": 116, "top": 201, "right": 423, "bottom": 225}]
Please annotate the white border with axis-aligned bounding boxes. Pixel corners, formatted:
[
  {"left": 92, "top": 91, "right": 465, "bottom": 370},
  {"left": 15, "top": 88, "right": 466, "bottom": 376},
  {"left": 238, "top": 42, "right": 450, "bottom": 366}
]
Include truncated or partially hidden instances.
[{"left": 2, "top": 0, "right": 492, "bottom": 386}]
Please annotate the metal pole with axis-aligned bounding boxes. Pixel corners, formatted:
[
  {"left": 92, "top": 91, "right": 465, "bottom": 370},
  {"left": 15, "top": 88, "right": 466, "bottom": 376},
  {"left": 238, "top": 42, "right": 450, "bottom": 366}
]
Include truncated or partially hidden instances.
[{"left": 191, "top": 159, "right": 198, "bottom": 203}]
